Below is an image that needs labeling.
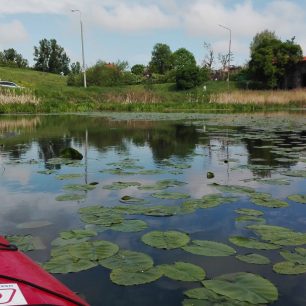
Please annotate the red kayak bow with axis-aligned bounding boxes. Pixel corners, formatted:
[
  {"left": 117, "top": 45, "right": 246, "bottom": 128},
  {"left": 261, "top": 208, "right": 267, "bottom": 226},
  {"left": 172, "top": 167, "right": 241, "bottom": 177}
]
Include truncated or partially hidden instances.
[{"left": 0, "top": 236, "right": 89, "bottom": 306}]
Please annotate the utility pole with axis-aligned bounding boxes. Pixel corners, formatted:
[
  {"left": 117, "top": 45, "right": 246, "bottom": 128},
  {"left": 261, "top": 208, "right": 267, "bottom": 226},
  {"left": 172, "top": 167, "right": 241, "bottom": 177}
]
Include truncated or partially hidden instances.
[
  {"left": 219, "top": 24, "right": 231, "bottom": 91},
  {"left": 71, "top": 9, "right": 87, "bottom": 88}
]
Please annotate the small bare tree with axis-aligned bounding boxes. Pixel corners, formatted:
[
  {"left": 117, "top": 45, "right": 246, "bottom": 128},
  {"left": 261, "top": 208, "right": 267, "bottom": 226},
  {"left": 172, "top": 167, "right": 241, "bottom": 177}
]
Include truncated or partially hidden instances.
[{"left": 202, "top": 42, "right": 215, "bottom": 69}]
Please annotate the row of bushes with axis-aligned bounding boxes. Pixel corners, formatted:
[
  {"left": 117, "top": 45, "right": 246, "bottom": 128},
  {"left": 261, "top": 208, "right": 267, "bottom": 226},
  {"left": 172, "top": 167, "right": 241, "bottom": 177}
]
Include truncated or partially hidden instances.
[{"left": 67, "top": 62, "right": 210, "bottom": 90}]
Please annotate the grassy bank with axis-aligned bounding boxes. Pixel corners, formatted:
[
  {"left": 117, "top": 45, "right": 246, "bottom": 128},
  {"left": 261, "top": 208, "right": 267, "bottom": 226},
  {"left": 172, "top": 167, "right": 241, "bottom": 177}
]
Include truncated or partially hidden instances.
[{"left": 0, "top": 66, "right": 305, "bottom": 113}]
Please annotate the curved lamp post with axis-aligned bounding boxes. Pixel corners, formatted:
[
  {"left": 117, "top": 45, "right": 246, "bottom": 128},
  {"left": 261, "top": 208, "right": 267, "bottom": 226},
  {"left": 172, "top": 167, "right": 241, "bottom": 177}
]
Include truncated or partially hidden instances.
[
  {"left": 71, "top": 9, "right": 87, "bottom": 88},
  {"left": 219, "top": 24, "right": 231, "bottom": 90}
]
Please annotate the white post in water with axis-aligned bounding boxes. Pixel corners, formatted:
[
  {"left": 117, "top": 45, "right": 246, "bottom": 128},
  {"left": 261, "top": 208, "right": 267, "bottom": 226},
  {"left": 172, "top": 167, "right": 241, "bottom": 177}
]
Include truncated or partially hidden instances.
[
  {"left": 71, "top": 9, "right": 87, "bottom": 88},
  {"left": 219, "top": 24, "right": 231, "bottom": 91}
]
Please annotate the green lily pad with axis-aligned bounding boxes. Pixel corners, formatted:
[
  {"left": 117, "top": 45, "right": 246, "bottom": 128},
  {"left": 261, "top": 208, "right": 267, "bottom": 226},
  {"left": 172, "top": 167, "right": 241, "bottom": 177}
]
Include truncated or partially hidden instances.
[
  {"left": 236, "top": 253, "right": 271, "bottom": 265},
  {"left": 120, "top": 195, "right": 148, "bottom": 204},
  {"left": 70, "top": 240, "right": 119, "bottom": 260},
  {"left": 55, "top": 194, "right": 86, "bottom": 201},
  {"left": 51, "top": 237, "right": 90, "bottom": 247},
  {"left": 43, "top": 254, "right": 97, "bottom": 273},
  {"left": 103, "top": 181, "right": 142, "bottom": 190},
  {"left": 235, "top": 216, "right": 266, "bottom": 223},
  {"left": 141, "top": 231, "right": 190, "bottom": 249},
  {"left": 17, "top": 220, "right": 52, "bottom": 229},
  {"left": 138, "top": 179, "right": 187, "bottom": 191},
  {"left": 273, "top": 261, "right": 306, "bottom": 275},
  {"left": 235, "top": 208, "right": 264, "bottom": 217},
  {"left": 138, "top": 169, "right": 166, "bottom": 175},
  {"left": 247, "top": 224, "right": 306, "bottom": 246},
  {"left": 184, "top": 287, "right": 224, "bottom": 301},
  {"left": 250, "top": 193, "right": 288, "bottom": 208},
  {"left": 100, "top": 250, "right": 153, "bottom": 272},
  {"left": 183, "top": 288, "right": 253, "bottom": 305},
  {"left": 257, "top": 178, "right": 290, "bottom": 185},
  {"left": 79, "top": 206, "right": 124, "bottom": 226},
  {"left": 101, "top": 168, "right": 135, "bottom": 175},
  {"left": 56, "top": 173, "right": 83, "bottom": 180},
  {"left": 110, "top": 267, "right": 163, "bottom": 286},
  {"left": 280, "top": 249, "right": 306, "bottom": 264},
  {"left": 110, "top": 219, "right": 148, "bottom": 232},
  {"left": 63, "top": 184, "right": 96, "bottom": 191},
  {"left": 59, "top": 229, "right": 97, "bottom": 240},
  {"left": 283, "top": 170, "right": 306, "bottom": 177},
  {"left": 182, "top": 194, "right": 237, "bottom": 210},
  {"left": 6, "top": 235, "right": 43, "bottom": 252},
  {"left": 182, "top": 240, "right": 236, "bottom": 256},
  {"left": 143, "top": 206, "right": 179, "bottom": 216},
  {"left": 151, "top": 192, "right": 190, "bottom": 200},
  {"left": 212, "top": 184, "right": 255, "bottom": 195},
  {"left": 288, "top": 194, "right": 306, "bottom": 204},
  {"left": 229, "top": 236, "right": 279, "bottom": 250},
  {"left": 203, "top": 272, "right": 278, "bottom": 304},
  {"left": 158, "top": 262, "right": 205, "bottom": 281}
]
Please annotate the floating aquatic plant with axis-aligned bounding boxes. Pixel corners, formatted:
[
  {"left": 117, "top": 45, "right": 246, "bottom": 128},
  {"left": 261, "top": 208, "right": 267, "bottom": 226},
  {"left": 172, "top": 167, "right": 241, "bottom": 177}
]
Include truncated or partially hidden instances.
[{"left": 141, "top": 231, "right": 190, "bottom": 250}]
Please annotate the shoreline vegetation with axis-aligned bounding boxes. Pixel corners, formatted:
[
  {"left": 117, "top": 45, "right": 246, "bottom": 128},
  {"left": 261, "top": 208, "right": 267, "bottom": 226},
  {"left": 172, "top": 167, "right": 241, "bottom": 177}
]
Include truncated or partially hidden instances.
[{"left": 0, "top": 67, "right": 305, "bottom": 113}]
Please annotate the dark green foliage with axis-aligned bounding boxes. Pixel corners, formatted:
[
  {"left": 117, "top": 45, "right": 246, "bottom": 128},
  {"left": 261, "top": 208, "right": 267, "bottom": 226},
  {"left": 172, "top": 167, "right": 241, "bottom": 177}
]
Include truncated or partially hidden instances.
[
  {"left": 0, "top": 48, "right": 28, "bottom": 68},
  {"left": 248, "top": 31, "right": 303, "bottom": 89},
  {"left": 176, "top": 65, "right": 204, "bottom": 90},
  {"left": 33, "top": 38, "right": 70, "bottom": 75},
  {"left": 70, "top": 61, "right": 81, "bottom": 74},
  {"left": 72, "top": 61, "right": 136, "bottom": 87},
  {"left": 149, "top": 43, "right": 173, "bottom": 74},
  {"left": 131, "top": 64, "right": 145, "bottom": 75}
]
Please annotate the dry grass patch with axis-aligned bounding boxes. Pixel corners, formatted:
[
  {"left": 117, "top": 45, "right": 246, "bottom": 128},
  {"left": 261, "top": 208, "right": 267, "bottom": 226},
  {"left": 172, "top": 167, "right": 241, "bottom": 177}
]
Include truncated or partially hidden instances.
[
  {"left": 0, "top": 89, "right": 40, "bottom": 105},
  {"left": 103, "top": 90, "right": 161, "bottom": 104},
  {"left": 210, "top": 89, "right": 306, "bottom": 105}
]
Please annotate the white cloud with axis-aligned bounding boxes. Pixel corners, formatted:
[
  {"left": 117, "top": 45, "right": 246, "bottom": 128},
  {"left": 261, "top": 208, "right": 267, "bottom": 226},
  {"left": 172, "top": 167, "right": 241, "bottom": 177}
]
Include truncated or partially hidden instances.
[
  {"left": 182, "top": 0, "right": 305, "bottom": 39},
  {"left": 89, "top": 3, "right": 177, "bottom": 32},
  {"left": 0, "top": 20, "right": 28, "bottom": 46},
  {"left": 0, "top": 0, "right": 76, "bottom": 14},
  {"left": 1, "top": 0, "right": 306, "bottom": 65}
]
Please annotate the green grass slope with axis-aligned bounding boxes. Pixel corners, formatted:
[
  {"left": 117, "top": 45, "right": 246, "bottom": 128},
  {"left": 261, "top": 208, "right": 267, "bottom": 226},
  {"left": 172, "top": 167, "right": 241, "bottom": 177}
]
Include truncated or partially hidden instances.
[{"left": 0, "top": 66, "right": 301, "bottom": 113}]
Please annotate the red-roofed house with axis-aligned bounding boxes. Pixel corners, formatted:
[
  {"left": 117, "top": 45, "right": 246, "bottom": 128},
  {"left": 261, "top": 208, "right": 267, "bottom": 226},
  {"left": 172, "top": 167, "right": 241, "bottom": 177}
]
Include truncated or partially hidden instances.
[{"left": 283, "top": 56, "right": 306, "bottom": 89}]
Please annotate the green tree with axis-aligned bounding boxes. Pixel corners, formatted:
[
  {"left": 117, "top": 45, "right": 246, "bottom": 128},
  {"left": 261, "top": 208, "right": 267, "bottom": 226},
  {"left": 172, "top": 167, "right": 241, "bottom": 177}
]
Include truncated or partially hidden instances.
[
  {"left": 172, "top": 48, "right": 196, "bottom": 70},
  {"left": 70, "top": 61, "right": 81, "bottom": 74},
  {"left": 175, "top": 65, "right": 203, "bottom": 90},
  {"left": 131, "top": 64, "right": 145, "bottom": 75},
  {"left": 149, "top": 43, "right": 173, "bottom": 74},
  {"left": 250, "top": 30, "right": 278, "bottom": 55},
  {"left": 248, "top": 31, "right": 302, "bottom": 88},
  {"left": 0, "top": 48, "right": 28, "bottom": 68},
  {"left": 33, "top": 39, "right": 70, "bottom": 74}
]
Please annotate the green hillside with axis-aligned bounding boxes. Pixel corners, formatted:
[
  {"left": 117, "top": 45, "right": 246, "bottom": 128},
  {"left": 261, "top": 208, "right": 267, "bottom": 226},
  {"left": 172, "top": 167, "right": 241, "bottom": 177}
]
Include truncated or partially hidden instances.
[{"left": 0, "top": 66, "right": 303, "bottom": 113}]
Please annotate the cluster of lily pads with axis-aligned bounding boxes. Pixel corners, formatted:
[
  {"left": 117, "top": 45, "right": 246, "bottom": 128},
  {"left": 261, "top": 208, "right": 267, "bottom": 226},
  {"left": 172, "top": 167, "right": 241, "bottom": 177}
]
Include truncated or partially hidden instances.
[{"left": 6, "top": 115, "right": 306, "bottom": 306}]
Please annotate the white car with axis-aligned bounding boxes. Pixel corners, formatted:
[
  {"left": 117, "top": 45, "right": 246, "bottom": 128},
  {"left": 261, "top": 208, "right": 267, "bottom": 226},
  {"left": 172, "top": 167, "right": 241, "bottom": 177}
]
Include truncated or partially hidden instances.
[{"left": 0, "top": 81, "right": 23, "bottom": 88}]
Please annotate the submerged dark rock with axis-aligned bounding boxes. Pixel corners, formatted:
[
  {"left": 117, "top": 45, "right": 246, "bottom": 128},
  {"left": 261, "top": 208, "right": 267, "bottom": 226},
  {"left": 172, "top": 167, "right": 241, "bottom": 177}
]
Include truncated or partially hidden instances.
[{"left": 59, "top": 147, "right": 83, "bottom": 160}]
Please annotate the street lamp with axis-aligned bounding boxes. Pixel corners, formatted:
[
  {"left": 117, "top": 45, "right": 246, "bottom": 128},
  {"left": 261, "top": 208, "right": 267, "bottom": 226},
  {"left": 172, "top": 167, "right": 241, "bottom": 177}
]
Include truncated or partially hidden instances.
[
  {"left": 71, "top": 9, "right": 87, "bottom": 88},
  {"left": 219, "top": 24, "right": 231, "bottom": 90}
]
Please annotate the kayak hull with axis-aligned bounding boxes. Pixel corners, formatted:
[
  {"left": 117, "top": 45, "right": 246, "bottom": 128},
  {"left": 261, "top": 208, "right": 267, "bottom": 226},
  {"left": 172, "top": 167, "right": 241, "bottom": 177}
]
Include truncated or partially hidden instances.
[{"left": 0, "top": 236, "right": 89, "bottom": 305}]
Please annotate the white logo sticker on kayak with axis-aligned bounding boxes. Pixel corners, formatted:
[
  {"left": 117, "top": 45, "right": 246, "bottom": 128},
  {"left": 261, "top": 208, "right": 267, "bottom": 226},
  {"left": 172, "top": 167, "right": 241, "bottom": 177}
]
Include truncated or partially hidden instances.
[{"left": 0, "top": 284, "right": 27, "bottom": 305}]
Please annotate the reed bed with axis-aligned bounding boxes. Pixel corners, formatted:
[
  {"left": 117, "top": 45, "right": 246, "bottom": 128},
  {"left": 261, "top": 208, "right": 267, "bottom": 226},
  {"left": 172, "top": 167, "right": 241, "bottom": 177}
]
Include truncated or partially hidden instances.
[
  {"left": 103, "top": 90, "right": 161, "bottom": 104},
  {"left": 209, "top": 89, "right": 306, "bottom": 105},
  {"left": 0, "top": 89, "right": 40, "bottom": 105}
]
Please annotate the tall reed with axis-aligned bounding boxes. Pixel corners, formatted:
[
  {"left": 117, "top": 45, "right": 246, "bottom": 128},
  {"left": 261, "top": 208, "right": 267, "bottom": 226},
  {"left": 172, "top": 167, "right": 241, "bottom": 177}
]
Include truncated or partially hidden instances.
[
  {"left": 0, "top": 88, "right": 40, "bottom": 105},
  {"left": 209, "top": 89, "right": 306, "bottom": 105}
]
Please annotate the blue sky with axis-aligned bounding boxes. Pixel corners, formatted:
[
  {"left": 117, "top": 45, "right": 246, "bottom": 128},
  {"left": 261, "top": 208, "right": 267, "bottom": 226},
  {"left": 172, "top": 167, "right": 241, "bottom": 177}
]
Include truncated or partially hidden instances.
[{"left": 1, "top": 0, "right": 306, "bottom": 69}]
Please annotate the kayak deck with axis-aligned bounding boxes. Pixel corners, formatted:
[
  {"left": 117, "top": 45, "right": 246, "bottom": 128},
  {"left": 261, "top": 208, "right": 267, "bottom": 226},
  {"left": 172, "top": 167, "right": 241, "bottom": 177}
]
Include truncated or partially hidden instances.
[{"left": 0, "top": 236, "right": 89, "bottom": 306}]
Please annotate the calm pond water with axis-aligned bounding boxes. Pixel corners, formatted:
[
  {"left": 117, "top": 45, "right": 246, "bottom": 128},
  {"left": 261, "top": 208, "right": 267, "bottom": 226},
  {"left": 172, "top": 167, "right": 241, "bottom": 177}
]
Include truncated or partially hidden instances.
[{"left": 0, "top": 112, "right": 305, "bottom": 306}]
